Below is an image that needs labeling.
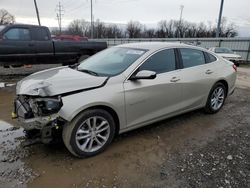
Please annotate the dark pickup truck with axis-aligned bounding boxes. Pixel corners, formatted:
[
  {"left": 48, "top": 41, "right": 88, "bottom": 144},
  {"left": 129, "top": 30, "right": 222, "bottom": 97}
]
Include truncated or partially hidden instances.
[{"left": 0, "top": 24, "right": 107, "bottom": 66}]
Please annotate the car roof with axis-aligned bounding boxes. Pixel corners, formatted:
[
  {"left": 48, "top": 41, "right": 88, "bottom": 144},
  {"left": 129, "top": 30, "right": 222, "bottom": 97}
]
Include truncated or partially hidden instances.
[
  {"left": 116, "top": 42, "right": 201, "bottom": 51},
  {"left": 3, "top": 24, "right": 47, "bottom": 29}
]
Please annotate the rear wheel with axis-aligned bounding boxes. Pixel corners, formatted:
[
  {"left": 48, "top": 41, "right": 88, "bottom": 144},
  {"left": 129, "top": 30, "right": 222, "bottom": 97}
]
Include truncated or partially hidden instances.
[
  {"left": 205, "top": 83, "right": 226, "bottom": 114},
  {"left": 62, "top": 109, "right": 115, "bottom": 157}
]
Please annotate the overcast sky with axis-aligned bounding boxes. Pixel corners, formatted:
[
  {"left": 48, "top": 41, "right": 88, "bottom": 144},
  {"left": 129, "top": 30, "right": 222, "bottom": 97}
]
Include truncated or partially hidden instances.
[{"left": 1, "top": 0, "right": 250, "bottom": 36}]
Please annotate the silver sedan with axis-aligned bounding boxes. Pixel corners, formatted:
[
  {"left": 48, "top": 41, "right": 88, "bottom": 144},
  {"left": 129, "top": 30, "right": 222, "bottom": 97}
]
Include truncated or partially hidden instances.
[{"left": 14, "top": 42, "right": 237, "bottom": 157}]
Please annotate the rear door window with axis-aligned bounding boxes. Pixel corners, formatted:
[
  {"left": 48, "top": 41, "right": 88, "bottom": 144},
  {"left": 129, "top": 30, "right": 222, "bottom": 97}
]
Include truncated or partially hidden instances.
[
  {"left": 139, "top": 49, "right": 176, "bottom": 74},
  {"left": 179, "top": 48, "right": 206, "bottom": 68},
  {"left": 3, "top": 28, "right": 31, "bottom": 41},
  {"left": 205, "top": 52, "right": 217, "bottom": 63},
  {"left": 32, "top": 27, "right": 50, "bottom": 41}
]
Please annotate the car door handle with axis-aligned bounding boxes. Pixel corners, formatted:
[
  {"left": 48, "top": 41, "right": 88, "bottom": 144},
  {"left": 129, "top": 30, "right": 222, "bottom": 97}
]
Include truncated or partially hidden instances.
[
  {"left": 28, "top": 43, "right": 35, "bottom": 47},
  {"left": 205, "top": 70, "right": 213, "bottom": 74},
  {"left": 170, "top": 77, "right": 180, "bottom": 82}
]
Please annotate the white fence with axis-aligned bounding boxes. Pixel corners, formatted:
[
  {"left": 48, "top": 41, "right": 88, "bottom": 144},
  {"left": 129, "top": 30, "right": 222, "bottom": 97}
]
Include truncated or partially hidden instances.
[{"left": 92, "top": 38, "right": 250, "bottom": 61}]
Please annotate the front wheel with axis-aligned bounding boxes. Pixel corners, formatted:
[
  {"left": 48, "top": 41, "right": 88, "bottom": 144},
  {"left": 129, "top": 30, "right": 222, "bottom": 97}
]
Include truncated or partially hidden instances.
[
  {"left": 204, "top": 83, "right": 226, "bottom": 114},
  {"left": 62, "top": 109, "right": 115, "bottom": 158}
]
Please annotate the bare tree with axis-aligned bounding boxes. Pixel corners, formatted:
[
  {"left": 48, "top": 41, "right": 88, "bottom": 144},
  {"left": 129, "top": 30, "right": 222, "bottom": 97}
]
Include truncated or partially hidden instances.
[
  {"left": 220, "top": 17, "right": 238, "bottom": 37},
  {"left": 95, "top": 19, "right": 106, "bottom": 38},
  {"left": 0, "top": 9, "right": 15, "bottom": 24},
  {"left": 155, "top": 18, "right": 237, "bottom": 38},
  {"left": 66, "top": 17, "right": 237, "bottom": 39},
  {"left": 105, "top": 24, "right": 123, "bottom": 38},
  {"left": 126, "top": 21, "right": 142, "bottom": 38},
  {"left": 68, "top": 19, "right": 89, "bottom": 36}
]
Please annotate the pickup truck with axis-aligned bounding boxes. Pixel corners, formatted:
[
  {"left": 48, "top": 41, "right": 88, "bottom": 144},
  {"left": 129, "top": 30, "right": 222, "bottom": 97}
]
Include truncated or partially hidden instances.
[{"left": 0, "top": 24, "right": 107, "bottom": 67}]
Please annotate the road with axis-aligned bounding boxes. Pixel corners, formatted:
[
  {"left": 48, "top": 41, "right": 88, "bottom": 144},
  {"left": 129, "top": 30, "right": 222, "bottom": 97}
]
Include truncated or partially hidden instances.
[{"left": 0, "top": 66, "right": 249, "bottom": 188}]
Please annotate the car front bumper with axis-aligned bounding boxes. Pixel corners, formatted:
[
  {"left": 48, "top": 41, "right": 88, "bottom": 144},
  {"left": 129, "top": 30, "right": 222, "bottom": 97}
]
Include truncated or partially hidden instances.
[{"left": 12, "top": 97, "right": 60, "bottom": 130}]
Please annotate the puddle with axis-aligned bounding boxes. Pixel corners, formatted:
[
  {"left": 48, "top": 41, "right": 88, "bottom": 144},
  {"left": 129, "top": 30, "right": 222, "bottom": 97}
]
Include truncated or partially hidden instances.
[
  {"left": 0, "top": 120, "right": 24, "bottom": 152},
  {"left": 0, "top": 120, "right": 34, "bottom": 187}
]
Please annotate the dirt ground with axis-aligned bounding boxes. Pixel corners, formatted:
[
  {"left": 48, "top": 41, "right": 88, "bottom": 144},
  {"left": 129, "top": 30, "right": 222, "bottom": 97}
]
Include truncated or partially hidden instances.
[{"left": 0, "top": 66, "right": 249, "bottom": 188}]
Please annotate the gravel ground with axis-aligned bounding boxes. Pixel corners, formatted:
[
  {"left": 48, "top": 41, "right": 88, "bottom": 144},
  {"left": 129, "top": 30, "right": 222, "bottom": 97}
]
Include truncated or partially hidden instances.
[{"left": 0, "top": 66, "right": 249, "bottom": 188}]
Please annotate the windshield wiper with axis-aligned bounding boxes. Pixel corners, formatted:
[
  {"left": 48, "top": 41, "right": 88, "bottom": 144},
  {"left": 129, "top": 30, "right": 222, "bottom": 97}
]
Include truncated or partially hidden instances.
[
  {"left": 78, "top": 69, "right": 99, "bottom": 76},
  {"left": 68, "top": 63, "right": 80, "bottom": 69}
]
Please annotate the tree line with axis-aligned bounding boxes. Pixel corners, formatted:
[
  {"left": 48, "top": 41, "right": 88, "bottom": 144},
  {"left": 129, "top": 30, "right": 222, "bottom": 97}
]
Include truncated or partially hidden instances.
[
  {"left": 59, "top": 18, "right": 237, "bottom": 38},
  {"left": 0, "top": 9, "right": 237, "bottom": 38}
]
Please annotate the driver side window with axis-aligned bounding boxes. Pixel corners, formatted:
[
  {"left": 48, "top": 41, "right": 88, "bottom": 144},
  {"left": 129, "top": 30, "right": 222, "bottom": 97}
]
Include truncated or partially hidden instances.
[
  {"left": 139, "top": 49, "right": 176, "bottom": 74},
  {"left": 3, "top": 28, "right": 31, "bottom": 41}
]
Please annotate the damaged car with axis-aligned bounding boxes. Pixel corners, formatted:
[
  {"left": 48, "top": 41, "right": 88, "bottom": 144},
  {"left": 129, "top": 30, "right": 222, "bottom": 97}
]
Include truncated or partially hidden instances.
[{"left": 13, "top": 42, "right": 237, "bottom": 157}]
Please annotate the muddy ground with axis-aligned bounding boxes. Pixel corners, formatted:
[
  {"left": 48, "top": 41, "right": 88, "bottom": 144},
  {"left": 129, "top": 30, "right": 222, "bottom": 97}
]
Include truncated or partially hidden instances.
[{"left": 0, "top": 66, "right": 249, "bottom": 188}]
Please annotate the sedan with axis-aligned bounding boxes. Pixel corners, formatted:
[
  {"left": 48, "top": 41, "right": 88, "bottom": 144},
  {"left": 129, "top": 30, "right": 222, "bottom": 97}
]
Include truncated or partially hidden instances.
[
  {"left": 13, "top": 42, "right": 237, "bottom": 157},
  {"left": 209, "top": 47, "right": 242, "bottom": 66}
]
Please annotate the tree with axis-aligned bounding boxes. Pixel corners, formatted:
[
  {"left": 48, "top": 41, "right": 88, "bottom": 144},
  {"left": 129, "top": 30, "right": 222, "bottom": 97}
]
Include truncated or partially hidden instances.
[
  {"left": 219, "top": 17, "right": 238, "bottom": 37},
  {"left": 67, "top": 19, "right": 89, "bottom": 36},
  {"left": 126, "top": 21, "right": 142, "bottom": 38},
  {"left": 0, "top": 9, "right": 15, "bottom": 24}
]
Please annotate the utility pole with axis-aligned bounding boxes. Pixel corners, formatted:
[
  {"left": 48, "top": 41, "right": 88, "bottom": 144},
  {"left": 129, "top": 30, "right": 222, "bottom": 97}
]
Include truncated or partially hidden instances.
[
  {"left": 179, "top": 5, "right": 184, "bottom": 23},
  {"left": 216, "top": 0, "right": 224, "bottom": 38},
  {"left": 33, "top": 0, "right": 41, "bottom": 26},
  {"left": 56, "top": 2, "right": 64, "bottom": 34},
  {"left": 90, "top": 0, "right": 94, "bottom": 38},
  {"left": 178, "top": 5, "right": 184, "bottom": 38}
]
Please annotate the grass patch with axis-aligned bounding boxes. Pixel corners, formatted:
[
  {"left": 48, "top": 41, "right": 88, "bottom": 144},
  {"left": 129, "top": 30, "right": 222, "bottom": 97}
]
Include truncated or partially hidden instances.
[{"left": 240, "top": 62, "right": 250, "bottom": 67}]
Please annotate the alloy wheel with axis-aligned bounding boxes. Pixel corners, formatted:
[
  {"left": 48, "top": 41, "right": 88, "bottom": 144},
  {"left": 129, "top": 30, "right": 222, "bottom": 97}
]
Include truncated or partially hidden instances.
[
  {"left": 75, "top": 116, "right": 110, "bottom": 152},
  {"left": 210, "top": 87, "right": 225, "bottom": 111}
]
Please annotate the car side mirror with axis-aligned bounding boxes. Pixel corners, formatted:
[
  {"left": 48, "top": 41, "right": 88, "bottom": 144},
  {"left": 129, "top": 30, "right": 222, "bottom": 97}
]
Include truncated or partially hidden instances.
[{"left": 130, "top": 70, "right": 156, "bottom": 81}]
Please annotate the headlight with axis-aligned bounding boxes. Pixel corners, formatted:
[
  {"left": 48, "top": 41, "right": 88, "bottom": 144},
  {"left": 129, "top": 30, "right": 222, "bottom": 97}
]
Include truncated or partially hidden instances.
[{"left": 34, "top": 98, "right": 63, "bottom": 116}]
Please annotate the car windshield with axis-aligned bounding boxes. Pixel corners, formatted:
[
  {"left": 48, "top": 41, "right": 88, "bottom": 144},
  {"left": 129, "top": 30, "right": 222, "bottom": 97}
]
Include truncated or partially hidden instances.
[
  {"left": 0, "top": 25, "right": 6, "bottom": 32},
  {"left": 77, "top": 47, "right": 147, "bottom": 76},
  {"left": 215, "top": 47, "right": 234, "bottom": 54}
]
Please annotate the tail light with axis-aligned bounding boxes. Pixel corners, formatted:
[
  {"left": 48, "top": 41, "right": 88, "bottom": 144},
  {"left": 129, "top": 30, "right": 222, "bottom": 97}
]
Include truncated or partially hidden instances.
[{"left": 232, "top": 64, "right": 237, "bottom": 72}]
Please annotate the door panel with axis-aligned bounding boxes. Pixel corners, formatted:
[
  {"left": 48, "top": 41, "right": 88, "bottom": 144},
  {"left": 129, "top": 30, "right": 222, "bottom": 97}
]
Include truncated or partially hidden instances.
[
  {"left": 124, "top": 71, "right": 182, "bottom": 127},
  {"left": 178, "top": 65, "right": 214, "bottom": 110},
  {"left": 31, "top": 27, "right": 54, "bottom": 64},
  {"left": 0, "top": 27, "right": 36, "bottom": 64},
  {"left": 177, "top": 48, "right": 218, "bottom": 110}
]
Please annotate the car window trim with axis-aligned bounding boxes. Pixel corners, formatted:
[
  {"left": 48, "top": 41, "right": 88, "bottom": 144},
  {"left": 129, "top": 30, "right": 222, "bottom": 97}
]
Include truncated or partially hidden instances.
[{"left": 126, "top": 47, "right": 179, "bottom": 81}]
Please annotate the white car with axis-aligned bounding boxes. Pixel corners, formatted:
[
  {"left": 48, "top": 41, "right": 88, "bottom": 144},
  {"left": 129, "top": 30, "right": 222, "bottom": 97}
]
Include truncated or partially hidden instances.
[
  {"left": 209, "top": 47, "right": 242, "bottom": 66},
  {"left": 13, "top": 42, "right": 237, "bottom": 157}
]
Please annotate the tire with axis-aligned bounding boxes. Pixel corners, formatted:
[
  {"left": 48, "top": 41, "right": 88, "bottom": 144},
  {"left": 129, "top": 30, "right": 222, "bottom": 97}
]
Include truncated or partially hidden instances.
[
  {"left": 204, "top": 82, "right": 226, "bottom": 114},
  {"left": 62, "top": 109, "right": 115, "bottom": 158}
]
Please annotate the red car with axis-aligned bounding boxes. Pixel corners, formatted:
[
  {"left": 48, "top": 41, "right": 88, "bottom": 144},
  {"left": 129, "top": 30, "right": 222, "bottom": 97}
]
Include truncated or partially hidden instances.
[{"left": 52, "top": 35, "right": 88, "bottom": 42}]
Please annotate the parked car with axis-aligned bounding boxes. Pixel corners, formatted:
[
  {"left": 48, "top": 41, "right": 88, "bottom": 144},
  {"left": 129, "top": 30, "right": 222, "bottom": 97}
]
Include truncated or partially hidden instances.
[
  {"left": 13, "top": 42, "right": 237, "bottom": 157},
  {"left": 52, "top": 35, "right": 88, "bottom": 42},
  {"left": 0, "top": 24, "right": 107, "bottom": 67},
  {"left": 209, "top": 47, "right": 242, "bottom": 66}
]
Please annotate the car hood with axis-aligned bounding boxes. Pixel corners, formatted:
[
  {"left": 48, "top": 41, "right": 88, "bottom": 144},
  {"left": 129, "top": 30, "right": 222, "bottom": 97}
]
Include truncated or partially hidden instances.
[
  {"left": 217, "top": 53, "right": 241, "bottom": 58},
  {"left": 16, "top": 66, "right": 108, "bottom": 97}
]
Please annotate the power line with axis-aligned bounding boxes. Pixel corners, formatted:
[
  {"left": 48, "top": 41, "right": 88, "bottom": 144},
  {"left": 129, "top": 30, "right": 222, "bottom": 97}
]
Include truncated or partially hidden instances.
[
  {"left": 66, "top": 2, "right": 88, "bottom": 14},
  {"left": 56, "top": 1, "right": 65, "bottom": 34}
]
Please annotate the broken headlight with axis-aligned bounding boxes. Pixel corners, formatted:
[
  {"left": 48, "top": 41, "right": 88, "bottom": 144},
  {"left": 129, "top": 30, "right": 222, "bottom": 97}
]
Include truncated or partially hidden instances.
[{"left": 31, "top": 98, "right": 63, "bottom": 116}]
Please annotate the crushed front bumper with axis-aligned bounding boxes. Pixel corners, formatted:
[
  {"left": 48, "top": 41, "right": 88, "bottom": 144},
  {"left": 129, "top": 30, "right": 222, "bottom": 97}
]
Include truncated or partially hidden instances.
[{"left": 12, "top": 97, "right": 59, "bottom": 130}]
